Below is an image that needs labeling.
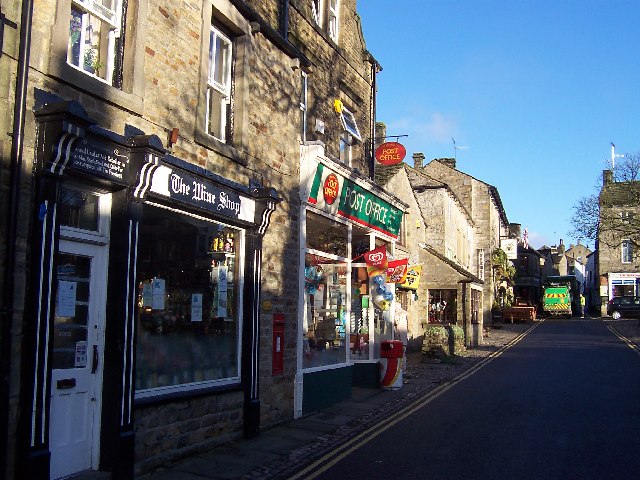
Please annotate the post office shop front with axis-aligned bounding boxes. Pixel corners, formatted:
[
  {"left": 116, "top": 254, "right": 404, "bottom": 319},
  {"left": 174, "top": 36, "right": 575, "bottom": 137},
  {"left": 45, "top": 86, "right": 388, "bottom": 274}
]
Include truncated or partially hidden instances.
[
  {"left": 297, "top": 147, "right": 407, "bottom": 416},
  {"left": 20, "top": 101, "right": 279, "bottom": 480}
]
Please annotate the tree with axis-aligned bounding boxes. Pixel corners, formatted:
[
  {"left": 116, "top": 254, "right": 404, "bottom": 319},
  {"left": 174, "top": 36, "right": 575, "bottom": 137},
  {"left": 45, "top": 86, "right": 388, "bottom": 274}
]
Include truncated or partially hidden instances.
[
  {"left": 570, "top": 153, "right": 640, "bottom": 248},
  {"left": 491, "top": 248, "right": 516, "bottom": 308}
]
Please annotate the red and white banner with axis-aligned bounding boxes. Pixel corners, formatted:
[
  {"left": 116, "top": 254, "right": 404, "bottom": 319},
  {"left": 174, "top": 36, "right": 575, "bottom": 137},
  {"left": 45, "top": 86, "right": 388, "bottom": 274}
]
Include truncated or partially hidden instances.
[{"left": 364, "top": 245, "right": 388, "bottom": 277}]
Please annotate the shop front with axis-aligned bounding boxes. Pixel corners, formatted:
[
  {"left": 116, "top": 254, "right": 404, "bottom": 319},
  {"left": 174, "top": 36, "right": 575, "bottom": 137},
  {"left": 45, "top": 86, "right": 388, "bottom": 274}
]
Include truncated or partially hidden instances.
[
  {"left": 19, "top": 101, "right": 279, "bottom": 479},
  {"left": 296, "top": 145, "right": 406, "bottom": 416},
  {"left": 608, "top": 272, "right": 640, "bottom": 298}
]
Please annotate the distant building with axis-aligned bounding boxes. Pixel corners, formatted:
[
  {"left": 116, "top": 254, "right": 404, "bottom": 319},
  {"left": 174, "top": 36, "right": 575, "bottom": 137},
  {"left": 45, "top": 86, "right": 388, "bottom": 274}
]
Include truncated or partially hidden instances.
[{"left": 595, "top": 169, "right": 640, "bottom": 315}]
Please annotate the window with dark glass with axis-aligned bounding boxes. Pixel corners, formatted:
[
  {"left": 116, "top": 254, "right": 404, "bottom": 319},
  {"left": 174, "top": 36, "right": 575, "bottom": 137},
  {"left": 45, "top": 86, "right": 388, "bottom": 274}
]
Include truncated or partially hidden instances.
[
  {"left": 58, "top": 187, "right": 100, "bottom": 231},
  {"left": 135, "top": 206, "right": 242, "bottom": 395}
]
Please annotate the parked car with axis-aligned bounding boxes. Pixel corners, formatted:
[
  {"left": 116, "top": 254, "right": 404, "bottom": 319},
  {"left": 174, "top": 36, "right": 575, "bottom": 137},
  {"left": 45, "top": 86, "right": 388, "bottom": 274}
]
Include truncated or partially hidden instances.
[{"left": 607, "top": 296, "right": 640, "bottom": 319}]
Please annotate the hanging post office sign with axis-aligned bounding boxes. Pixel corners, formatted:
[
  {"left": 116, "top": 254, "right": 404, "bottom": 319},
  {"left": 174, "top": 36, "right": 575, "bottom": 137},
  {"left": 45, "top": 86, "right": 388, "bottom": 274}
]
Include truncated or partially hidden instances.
[
  {"left": 308, "top": 163, "right": 403, "bottom": 238},
  {"left": 375, "top": 142, "right": 406, "bottom": 166}
]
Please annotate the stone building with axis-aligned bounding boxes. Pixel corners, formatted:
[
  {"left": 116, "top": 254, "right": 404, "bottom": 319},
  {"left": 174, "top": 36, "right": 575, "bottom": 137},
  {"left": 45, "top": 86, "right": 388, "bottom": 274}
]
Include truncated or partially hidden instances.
[
  {"left": 294, "top": 1, "right": 408, "bottom": 415},
  {"left": 595, "top": 169, "right": 640, "bottom": 315},
  {"left": 376, "top": 151, "right": 483, "bottom": 348},
  {"left": 0, "top": 1, "right": 404, "bottom": 478},
  {"left": 420, "top": 158, "right": 510, "bottom": 334}
]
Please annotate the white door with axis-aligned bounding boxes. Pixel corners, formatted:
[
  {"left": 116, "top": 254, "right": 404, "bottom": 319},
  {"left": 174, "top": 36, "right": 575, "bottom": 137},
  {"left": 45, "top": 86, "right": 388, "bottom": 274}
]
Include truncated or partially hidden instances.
[{"left": 50, "top": 240, "right": 107, "bottom": 479}]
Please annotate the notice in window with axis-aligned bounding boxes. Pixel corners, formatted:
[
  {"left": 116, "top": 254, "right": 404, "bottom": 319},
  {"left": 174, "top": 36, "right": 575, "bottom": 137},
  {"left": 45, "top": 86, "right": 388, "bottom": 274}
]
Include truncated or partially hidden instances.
[
  {"left": 142, "top": 282, "right": 152, "bottom": 307},
  {"left": 191, "top": 293, "right": 203, "bottom": 322},
  {"left": 75, "top": 341, "right": 88, "bottom": 368},
  {"left": 152, "top": 278, "right": 166, "bottom": 310},
  {"left": 56, "top": 280, "right": 77, "bottom": 317}
]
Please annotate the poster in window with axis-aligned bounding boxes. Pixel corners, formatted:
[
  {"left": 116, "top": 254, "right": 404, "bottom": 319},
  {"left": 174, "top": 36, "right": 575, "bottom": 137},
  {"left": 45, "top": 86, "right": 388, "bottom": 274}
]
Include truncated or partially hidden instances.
[
  {"left": 211, "top": 266, "right": 228, "bottom": 292},
  {"left": 152, "top": 278, "right": 166, "bottom": 310},
  {"left": 191, "top": 293, "right": 203, "bottom": 322},
  {"left": 75, "top": 341, "right": 88, "bottom": 368},
  {"left": 56, "top": 280, "right": 77, "bottom": 317},
  {"left": 141, "top": 282, "right": 153, "bottom": 307}
]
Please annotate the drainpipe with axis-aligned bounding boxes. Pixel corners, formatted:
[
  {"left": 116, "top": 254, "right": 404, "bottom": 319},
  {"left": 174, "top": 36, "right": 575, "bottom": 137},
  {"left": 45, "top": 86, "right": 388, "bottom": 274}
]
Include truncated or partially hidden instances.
[
  {"left": 278, "top": 0, "right": 289, "bottom": 40},
  {"left": 1, "top": 0, "right": 34, "bottom": 478},
  {"left": 367, "top": 54, "right": 379, "bottom": 180}
]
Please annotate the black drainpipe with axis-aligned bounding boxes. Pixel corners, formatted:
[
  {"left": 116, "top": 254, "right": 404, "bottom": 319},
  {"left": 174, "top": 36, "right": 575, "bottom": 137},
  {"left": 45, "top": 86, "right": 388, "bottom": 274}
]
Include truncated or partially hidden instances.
[
  {"left": 278, "top": 0, "right": 289, "bottom": 40},
  {"left": 369, "top": 57, "right": 377, "bottom": 180},
  {"left": 1, "top": 0, "right": 34, "bottom": 478}
]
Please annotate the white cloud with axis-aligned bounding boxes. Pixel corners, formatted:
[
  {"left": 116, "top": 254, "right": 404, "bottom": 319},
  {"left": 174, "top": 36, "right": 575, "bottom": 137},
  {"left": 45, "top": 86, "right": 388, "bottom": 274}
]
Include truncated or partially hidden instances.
[{"left": 386, "top": 113, "right": 458, "bottom": 145}]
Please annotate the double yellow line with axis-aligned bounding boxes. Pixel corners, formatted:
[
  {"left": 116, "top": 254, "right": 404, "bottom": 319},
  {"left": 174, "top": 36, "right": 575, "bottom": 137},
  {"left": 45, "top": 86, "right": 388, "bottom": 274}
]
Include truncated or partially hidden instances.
[
  {"left": 607, "top": 325, "right": 640, "bottom": 357},
  {"left": 288, "top": 321, "right": 542, "bottom": 480}
]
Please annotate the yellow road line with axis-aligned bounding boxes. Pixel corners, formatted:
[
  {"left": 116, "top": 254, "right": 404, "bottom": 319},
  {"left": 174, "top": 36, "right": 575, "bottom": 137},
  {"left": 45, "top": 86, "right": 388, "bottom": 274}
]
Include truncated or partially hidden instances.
[
  {"left": 607, "top": 325, "right": 640, "bottom": 357},
  {"left": 289, "top": 320, "right": 543, "bottom": 480}
]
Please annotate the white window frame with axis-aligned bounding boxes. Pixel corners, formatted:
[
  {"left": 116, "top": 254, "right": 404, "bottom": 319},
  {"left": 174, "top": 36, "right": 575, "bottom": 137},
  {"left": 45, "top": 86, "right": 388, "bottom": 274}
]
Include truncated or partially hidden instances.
[
  {"left": 300, "top": 71, "right": 308, "bottom": 142},
  {"left": 206, "top": 25, "right": 233, "bottom": 142},
  {"left": 311, "top": 0, "right": 322, "bottom": 25},
  {"left": 339, "top": 133, "right": 352, "bottom": 166},
  {"left": 339, "top": 106, "right": 362, "bottom": 143},
  {"left": 68, "top": 0, "right": 123, "bottom": 85},
  {"left": 328, "top": 0, "right": 339, "bottom": 41},
  {"left": 622, "top": 239, "right": 633, "bottom": 263}
]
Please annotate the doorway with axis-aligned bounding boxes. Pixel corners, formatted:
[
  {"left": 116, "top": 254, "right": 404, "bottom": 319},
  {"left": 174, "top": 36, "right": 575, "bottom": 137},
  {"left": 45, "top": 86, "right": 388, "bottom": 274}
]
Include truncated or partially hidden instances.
[{"left": 49, "top": 237, "right": 108, "bottom": 478}]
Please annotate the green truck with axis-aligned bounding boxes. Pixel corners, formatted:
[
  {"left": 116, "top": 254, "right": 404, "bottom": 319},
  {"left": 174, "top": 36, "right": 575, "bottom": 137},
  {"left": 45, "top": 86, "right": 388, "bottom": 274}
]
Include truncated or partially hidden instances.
[{"left": 542, "top": 276, "right": 576, "bottom": 318}]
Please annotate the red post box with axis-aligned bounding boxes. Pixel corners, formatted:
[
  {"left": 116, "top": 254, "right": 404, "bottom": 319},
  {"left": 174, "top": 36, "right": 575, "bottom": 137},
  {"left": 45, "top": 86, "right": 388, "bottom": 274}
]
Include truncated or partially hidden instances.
[{"left": 272, "top": 313, "right": 284, "bottom": 376}]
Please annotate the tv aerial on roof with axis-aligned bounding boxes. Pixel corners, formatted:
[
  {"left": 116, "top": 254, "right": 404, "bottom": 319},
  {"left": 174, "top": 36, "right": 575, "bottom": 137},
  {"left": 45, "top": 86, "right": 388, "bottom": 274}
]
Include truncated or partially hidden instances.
[
  {"left": 452, "top": 138, "right": 469, "bottom": 160},
  {"left": 610, "top": 142, "right": 624, "bottom": 169}
]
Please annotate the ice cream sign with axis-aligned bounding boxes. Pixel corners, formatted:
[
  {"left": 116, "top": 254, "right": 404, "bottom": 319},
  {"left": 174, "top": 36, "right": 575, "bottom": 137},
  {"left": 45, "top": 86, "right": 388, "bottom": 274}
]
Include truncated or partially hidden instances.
[{"left": 308, "top": 164, "right": 403, "bottom": 238}]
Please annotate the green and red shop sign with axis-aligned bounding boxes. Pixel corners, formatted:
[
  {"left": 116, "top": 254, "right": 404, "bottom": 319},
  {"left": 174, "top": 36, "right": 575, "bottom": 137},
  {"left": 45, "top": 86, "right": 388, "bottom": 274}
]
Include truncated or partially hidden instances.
[{"left": 308, "top": 163, "right": 403, "bottom": 238}]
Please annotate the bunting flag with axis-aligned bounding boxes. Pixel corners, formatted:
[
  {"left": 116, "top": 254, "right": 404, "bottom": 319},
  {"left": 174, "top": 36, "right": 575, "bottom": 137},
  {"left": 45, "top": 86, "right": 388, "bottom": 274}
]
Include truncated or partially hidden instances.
[
  {"left": 399, "top": 265, "right": 422, "bottom": 290},
  {"left": 387, "top": 258, "right": 409, "bottom": 284},
  {"left": 364, "top": 245, "right": 388, "bottom": 277}
]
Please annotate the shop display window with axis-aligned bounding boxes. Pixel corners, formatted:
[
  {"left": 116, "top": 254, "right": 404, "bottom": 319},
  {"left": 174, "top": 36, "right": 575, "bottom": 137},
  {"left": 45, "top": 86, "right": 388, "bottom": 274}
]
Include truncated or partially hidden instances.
[
  {"left": 303, "top": 253, "right": 348, "bottom": 368},
  {"left": 349, "top": 266, "right": 369, "bottom": 360},
  {"left": 135, "top": 205, "right": 242, "bottom": 396},
  {"left": 306, "top": 211, "right": 348, "bottom": 258}
]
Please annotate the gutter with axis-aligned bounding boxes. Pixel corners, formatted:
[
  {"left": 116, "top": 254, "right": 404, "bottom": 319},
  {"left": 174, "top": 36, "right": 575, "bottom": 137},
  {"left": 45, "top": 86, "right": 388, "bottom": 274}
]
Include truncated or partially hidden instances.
[{"left": 1, "top": 0, "right": 34, "bottom": 478}]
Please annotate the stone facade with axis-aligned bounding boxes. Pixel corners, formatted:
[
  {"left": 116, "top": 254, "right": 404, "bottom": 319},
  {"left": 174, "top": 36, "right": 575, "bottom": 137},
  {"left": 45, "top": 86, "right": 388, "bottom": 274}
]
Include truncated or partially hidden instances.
[
  {"left": 377, "top": 162, "right": 431, "bottom": 350},
  {"left": 0, "top": 0, "right": 383, "bottom": 478},
  {"left": 422, "top": 158, "right": 510, "bottom": 326},
  {"left": 379, "top": 160, "right": 483, "bottom": 347}
]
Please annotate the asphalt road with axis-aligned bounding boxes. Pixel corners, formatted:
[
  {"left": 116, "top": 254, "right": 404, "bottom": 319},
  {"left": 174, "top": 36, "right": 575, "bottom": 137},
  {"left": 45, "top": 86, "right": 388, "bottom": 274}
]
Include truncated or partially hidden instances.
[{"left": 306, "top": 319, "right": 640, "bottom": 480}]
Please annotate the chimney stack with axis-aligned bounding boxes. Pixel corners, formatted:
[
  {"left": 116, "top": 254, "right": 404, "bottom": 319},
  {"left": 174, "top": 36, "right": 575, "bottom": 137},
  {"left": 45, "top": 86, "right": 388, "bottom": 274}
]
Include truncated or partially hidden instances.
[
  {"left": 413, "top": 152, "right": 425, "bottom": 169},
  {"left": 438, "top": 158, "right": 457, "bottom": 169},
  {"left": 375, "top": 122, "right": 386, "bottom": 150},
  {"left": 603, "top": 169, "right": 613, "bottom": 185}
]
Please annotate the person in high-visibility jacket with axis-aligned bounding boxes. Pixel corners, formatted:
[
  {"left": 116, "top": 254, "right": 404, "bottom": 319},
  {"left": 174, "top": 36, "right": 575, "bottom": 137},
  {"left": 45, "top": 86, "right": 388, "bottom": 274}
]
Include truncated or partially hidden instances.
[{"left": 580, "top": 294, "right": 586, "bottom": 318}]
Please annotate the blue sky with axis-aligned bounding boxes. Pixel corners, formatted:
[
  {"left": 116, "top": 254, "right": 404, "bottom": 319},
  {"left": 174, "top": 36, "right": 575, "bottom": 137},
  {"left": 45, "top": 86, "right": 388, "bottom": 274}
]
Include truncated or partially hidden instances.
[{"left": 358, "top": 0, "right": 640, "bottom": 249}]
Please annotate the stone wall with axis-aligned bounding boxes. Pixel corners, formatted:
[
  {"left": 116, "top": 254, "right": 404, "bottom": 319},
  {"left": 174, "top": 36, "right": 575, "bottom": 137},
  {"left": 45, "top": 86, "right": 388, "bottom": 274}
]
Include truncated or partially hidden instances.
[
  {"left": 134, "top": 391, "right": 244, "bottom": 475},
  {"left": 10, "top": 0, "right": 307, "bottom": 474},
  {"left": 379, "top": 165, "right": 430, "bottom": 349},
  {"left": 422, "top": 159, "right": 505, "bottom": 328}
]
